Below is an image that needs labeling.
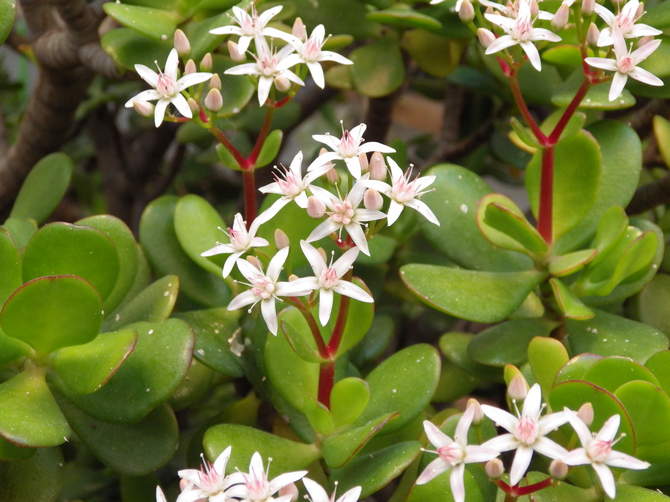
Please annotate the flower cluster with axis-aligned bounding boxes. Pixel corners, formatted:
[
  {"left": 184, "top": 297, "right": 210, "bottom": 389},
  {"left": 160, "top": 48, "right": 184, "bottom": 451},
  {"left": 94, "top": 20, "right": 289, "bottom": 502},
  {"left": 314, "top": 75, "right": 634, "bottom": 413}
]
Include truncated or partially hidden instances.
[
  {"left": 201, "top": 122, "right": 439, "bottom": 335},
  {"left": 442, "top": 0, "right": 663, "bottom": 101},
  {"left": 156, "top": 446, "right": 361, "bottom": 502},
  {"left": 417, "top": 384, "right": 649, "bottom": 501}
]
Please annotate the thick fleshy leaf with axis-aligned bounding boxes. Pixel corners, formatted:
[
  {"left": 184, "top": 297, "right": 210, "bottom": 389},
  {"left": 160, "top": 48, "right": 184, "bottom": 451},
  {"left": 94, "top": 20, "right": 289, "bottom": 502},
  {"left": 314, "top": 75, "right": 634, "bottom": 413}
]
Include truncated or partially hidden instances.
[
  {"left": 0, "top": 275, "right": 102, "bottom": 355},
  {"left": 280, "top": 307, "right": 327, "bottom": 364},
  {"left": 10, "top": 153, "right": 72, "bottom": 224},
  {"left": 255, "top": 129, "right": 283, "bottom": 168},
  {"left": 0, "top": 370, "right": 70, "bottom": 447},
  {"left": 0, "top": 229, "right": 21, "bottom": 306},
  {"left": 57, "top": 396, "right": 179, "bottom": 476},
  {"left": 633, "top": 274, "right": 670, "bottom": 335},
  {"left": 2, "top": 217, "right": 37, "bottom": 250},
  {"left": 50, "top": 329, "right": 138, "bottom": 395},
  {"left": 584, "top": 357, "right": 659, "bottom": 392},
  {"left": 566, "top": 310, "right": 668, "bottom": 363},
  {"left": 400, "top": 264, "right": 545, "bottom": 323},
  {"left": 0, "top": 329, "right": 32, "bottom": 366},
  {"left": 203, "top": 424, "right": 320, "bottom": 476},
  {"left": 170, "top": 358, "right": 215, "bottom": 411},
  {"left": 401, "top": 30, "right": 462, "bottom": 78},
  {"left": 354, "top": 344, "right": 440, "bottom": 433},
  {"left": 331, "top": 441, "right": 421, "bottom": 497},
  {"left": 433, "top": 360, "right": 479, "bottom": 403},
  {"left": 0, "top": 447, "right": 64, "bottom": 502},
  {"left": 552, "top": 70, "right": 635, "bottom": 110},
  {"left": 528, "top": 336, "right": 568, "bottom": 395},
  {"left": 468, "top": 319, "right": 557, "bottom": 367},
  {"left": 63, "top": 320, "right": 194, "bottom": 423},
  {"left": 654, "top": 115, "right": 670, "bottom": 167},
  {"left": 102, "top": 3, "right": 179, "bottom": 40},
  {"left": 420, "top": 165, "right": 531, "bottom": 271},
  {"left": 0, "top": 0, "right": 16, "bottom": 45},
  {"left": 555, "top": 353, "right": 602, "bottom": 383},
  {"left": 526, "top": 131, "right": 601, "bottom": 240},
  {"left": 367, "top": 8, "right": 441, "bottom": 30},
  {"left": 331, "top": 377, "right": 370, "bottom": 427},
  {"left": 103, "top": 276, "right": 179, "bottom": 331},
  {"left": 350, "top": 40, "right": 405, "bottom": 97},
  {"left": 210, "top": 56, "right": 255, "bottom": 117},
  {"left": 646, "top": 351, "right": 670, "bottom": 396},
  {"left": 292, "top": 0, "right": 373, "bottom": 38},
  {"left": 550, "top": 278, "right": 594, "bottom": 320},
  {"left": 351, "top": 314, "right": 394, "bottom": 367},
  {"left": 548, "top": 249, "right": 597, "bottom": 277},
  {"left": 0, "top": 436, "right": 34, "bottom": 461},
  {"left": 140, "top": 196, "right": 230, "bottom": 307},
  {"left": 322, "top": 413, "right": 397, "bottom": 468},
  {"left": 101, "top": 28, "right": 171, "bottom": 70},
  {"left": 406, "top": 461, "right": 486, "bottom": 502},
  {"left": 611, "top": 485, "right": 670, "bottom": 501}
]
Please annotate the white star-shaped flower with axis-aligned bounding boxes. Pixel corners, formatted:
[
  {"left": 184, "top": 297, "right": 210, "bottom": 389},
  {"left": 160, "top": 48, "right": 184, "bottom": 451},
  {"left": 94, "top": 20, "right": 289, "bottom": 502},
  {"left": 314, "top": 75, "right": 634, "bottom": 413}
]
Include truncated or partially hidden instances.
[
  {"left": 485, "top": 0, "right": 561, "bottom": 71},
  {"left": 311, "top": 123, "right": 395, "bottom": 179},
  {"left": 306, "top": 179, "right": 386, "bottom": 256},
  {"left": 585, "top": 35, "right": 662, "bottom": 101},
  {"left": 201, "top": 213, "right": 269, "bottom": 278},
  {"left": 176, "top": 447, "right": 237, "bottom": 502},
  {"left": 481, "top": 384, "right": 570, "bottom": 486},
  {"left": 226, "top": 452, "right": 307, "bottom": 502},
  {"left": 565, "top": 413, "right": 649, "bottom": 499},
  {"left": 209, "top": 5, "right": 296, "bottom": 53},
  {"left": 298, "top": 241, "right": 373, "bottom": 326},
  {"left": 416, "top": 405, "right": 499, "bottom": 502},
  {"left": 226, "top": 248, "right": 313, "bottom": 335},
  {"left": 283, "top": 24, "right": 353, "bottom": 88},
  {"left": 303, "top": 478, "right": 361, "bottom": 502},
  {"left": 363, "top": 157, "right": 439, "bottom": 226},
  {"left": 124, "top": 48, "right": 213, "bottom": 127},
  {"left": 594, "top": 0, "right": 661, "bottom": 47},
  {"left": 225, "top": 36, "right": 304, "bottom": 106}
]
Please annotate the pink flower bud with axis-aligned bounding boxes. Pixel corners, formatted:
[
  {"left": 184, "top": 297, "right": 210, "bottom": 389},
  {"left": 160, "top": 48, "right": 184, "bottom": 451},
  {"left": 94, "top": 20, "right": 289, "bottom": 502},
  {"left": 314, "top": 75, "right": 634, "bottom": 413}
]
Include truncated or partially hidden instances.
[
  {"left": 184, "top": 59, "right": 197, "bottom": 75},
  {"left": 210, "top": 74, "right": 222, "bottom": 90},
  {"left": 179, "top": 479, "right": 191, "bottom": 491},
  {"left": 359, "top": 153, "right": 369, "bottom": 173},
  {"left": 174, "top": 29, "right": 191, "bottom": 56},
  {"left": 458, "top": 0, "right": 475, "bottom": 21},
  {"left": 530, "top": 0, "right": 539, "bottom": 17},
  {"left": 132, "top": 100, "right": 154, "bottom": 117},
  {"left": 369, "top": 152, "right": 387, "bottom": 180},
  {"left": 638, "top": 36, "right": 654, "bottom": 47},
  {"left": 507, "top": 374, "right": 529, "bottom": 400},
  {"left": 476, "top": 28, "right": 496, "bottom": 48},
  {"left": 200, "top": 52, "right": 213, "bottom": 71},
  {"left": 485, "top": 458, "right": 504, "bottom": 479},
  {"left": 325, "top": 167, "right": 339, "bottom": 184},
  {"left": 467, "top": 398, "right": 484, "bottom": 424},
  {"left": 636, "top": 2, "right": 644, "bottom": 18},
  {"left": 552, "top": 3, "right": 570, "bottom": 29},
  {"left": 204, "top": 88, "right": 223, "bottom": 112},
  {"left": 279, "top": 483, "right": 299, "bottom": 501},
  {"left": 246, "top": 255, "right": 262, "bottom": 269},
  {"left": 307, "top": 196, "right": 326, "bottom": 218},
  {"left": 581, "top": 0, "right": 595, "bottom": 15},
  {"left": 364, "top": 189, "right": 384, "bottom": 211},
  {"left": 577, "top": 402, "right": 594, "bottom": 426},
  {"left": 188, "top": 97, "right": 199, "bottom": 114},
  {"left": 274, "top": 228, "right": 290, "bottom": 249},
  {"left": 228, "top": 40, "right": 245, "bottom": 62},
  {"left": 292, "top": 17, "right": 308, "bottom": 41},
  {"left": 586, "top": 23, "right": 600, "bottom": 45},
  {"left": 549, "top": 459, "right": 569, "bottom": 480},
  {"left": 274, "top": 76, "right": 291, "bottom": 92}
]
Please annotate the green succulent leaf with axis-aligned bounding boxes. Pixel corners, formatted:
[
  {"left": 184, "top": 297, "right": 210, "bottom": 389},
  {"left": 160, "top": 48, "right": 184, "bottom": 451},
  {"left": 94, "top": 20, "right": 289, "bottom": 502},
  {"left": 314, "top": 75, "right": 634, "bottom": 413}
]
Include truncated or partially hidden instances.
[
  {"left": 552, "top": 70, "right": 635, "bottom": 110},
  {"left": 548, "top": 249, "right": 597, "bottom": 277},
  {"left": 255, "top": 129, "right": 283, "bottom": 168},
  {"left": 350, "top": 40, "right": 405, "bottom": 98},
  {"left": 331, "top": 377, "right": 370, "bottom": 427},
  {"left": 549, "top": 278, "right": 595, "bottom": 320},
  {"left": 102, "top": 3, "right": 179, "bottom": 40},
  {"left": 322, "top": 413, "right": 397, "bottom": 468},
  {"left": 0, "top": 229, "right": 21, "bottom": 306},
  {"left": 101, "top": 28, "right": 171, "bottom": 70},
  {"left": 528, "top": 336, "right": 569, "bottom": 395},
  {"left": 0, "top": 447, "right": 64, "bottom": 502},
  {"left": 367, "top": 8, "right": 442, "bottom": 30},
  {"left": 2, "top": 218, "right": 37, "bottom": 250},
  {"left": 104, "top": 276, "right": 179, "bottom": 331}
]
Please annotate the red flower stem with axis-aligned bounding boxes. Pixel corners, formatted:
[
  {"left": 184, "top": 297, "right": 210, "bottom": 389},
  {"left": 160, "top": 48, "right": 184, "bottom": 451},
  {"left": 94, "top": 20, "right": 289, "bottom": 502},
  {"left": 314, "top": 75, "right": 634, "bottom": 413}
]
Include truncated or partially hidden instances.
[
  {"left": 318, "top": 361, "right": 335, "bottom": 408},
  {"left": 326, "top": 295, "right": 350, "bottom": 356},
  {"left": 496, "top": 477, "right": 553, "bottom": 497},
  {"left": 249, "top": 107, "right": 275, "bottom": 165},
  {"left": 538, "top": 146, "right": 554, "bottom": 243},
  {"left": 209, "top": 126, "right": 247, "bottom": 168},
  {"left": 286, "top": 297, "right": 329, "bottom": 359},
  {"left": 242, "top": 169, "right": 257, "bottom": 224},
  {"left": 548, "top": 79, "right": 591, "bottom": 145},
  {"left": 508, "top": 73, "right": 547, "bottom": 144}
]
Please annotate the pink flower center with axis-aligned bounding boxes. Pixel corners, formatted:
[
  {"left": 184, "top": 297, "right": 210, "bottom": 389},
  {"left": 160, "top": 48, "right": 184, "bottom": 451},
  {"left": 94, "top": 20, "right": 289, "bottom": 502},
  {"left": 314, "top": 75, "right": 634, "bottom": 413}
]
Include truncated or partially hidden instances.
[
  {"left": 229, "top": 227, "right": 250, "bottom": 250},
  {"left": 437, "top": 443, "right": 464, "bottom": 465},
  {"left": 319, "top": 267, "right": 340, "bottom": 289},
  {"left": 251, "top": 276, "right": 276, "bottom": 300},
  {"left": 588, "top": 439, "right": 612, "bottom": 463},
  {"left": 331, "top": 200, "right": 355, "bottom": 225},
  {"left": 392, "top": 175, "right": 417, "bottom": 203},
  {"left": 276, "top": 170, "right": 303, "bottom": 197},
  {"left": 156, "top": 73, "right": 178, "bottom": 97},
  {"left": 515, "top": 416, "right": 539, "bottom": 445},
  {"left": 302, "top": 38, "right": 322, "bottom": 62},
  {"left": 197, "top": 461, "right": 225, "bottom": 495},
  {"left": 617, "top": 55, "right": 635, "bottom": 73},
  {"left": 614, "top": 13, "right": 634, "bottom": 33},
  {"left": 338, "top": 130, "right": 360, "bottom": 157},
  {"left": 258, "top": 54, "right": 279, "bottom": 77},
  {"left": 512, "top": 18, "right": 533, "bottom": 41}
]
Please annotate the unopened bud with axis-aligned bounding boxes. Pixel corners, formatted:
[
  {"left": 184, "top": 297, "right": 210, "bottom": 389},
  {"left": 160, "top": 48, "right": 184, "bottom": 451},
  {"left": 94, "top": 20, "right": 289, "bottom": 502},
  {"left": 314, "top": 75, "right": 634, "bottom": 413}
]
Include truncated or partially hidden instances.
[
  {"left": 307, "top": 196, "right": 326, "bottom": 218},
  {"left": 210, "top": 73, "right": 222, "bottom": 90},
  {"left": 274, "top": 228, "right": 290, "bottom": 249},
  {"left": 292, "top": 17, "right": 308, "bottom": 40},
  {"left": 508, "top": 374, "right": 529, "bottom": 401},
  {"left": 549, "top": 459, "right": 569, "bottom": 480},
  {"left": 279, "top": 483, "right": 299, "bottom": 501},
  {"left": 530, "top": 0, "right": 539, "bottom": 17},
  {"left": 179, "top": 478, "right": 191, "bottom": 491},
  {"left": 246, "top": 255, "right": 262, "bottom": 269},
  {"left": 476, "top": 28, "right": 496, "bottom": 48},
  {"left": 174, "top": 29, "right": 191, "bottom": 56},
  {"left": 200, "top": 52, "right": 213, "bottom": 71},
  {"left": 581, "top": 0, "right": 595, "bottom": 15},
  {"left": 638, "top": 36, "right": 654, "bottom": 47},
  {"left": 485, "top": 458, "right": 504, "bottom": 479},
  {"left": 204, "top": 88, "right": 223, "bottom": 112},
  {"left": 325, "top": 167, "right": 339, "bottom": 184},
  {"left": 369, "top": 152, "right": 387, "bottom": 180},
  {"left": 187, "top": 97, "right": 199, "bottom": 114},
  {"left": 364, "top": 189, "right": 384, "bottom": 211},
  {"left": 458, "top": 0, "right": 475, "bottom": 21},
  {"left": 577, "top": 402, "right": 594, "bottom": 426},
  {"left": 228, "top": 40, "right": 245, "bottom": 62},
  {"left": 359, "top": 153, "right": 369, "bottom": 173},
  {"left": 274, "top": 76, "right": 291, "bottom": 92},
  {"left": 132, "top": 100, "right": 154, "bottom": 117},
  {"left": 636, "top": 2, "right": 644, "bottom": 18},
  {"left": 552, "top": 3, "right": 570, "bottom": 29},
  {"left": 467, "top": 398, "right": 484, "bottom": 424},
  {"left": 184, "top": 59, "right": 197, "bottom": 75},
  {"left": 586, "top": 23, "right": 600, "bottom": 45}
]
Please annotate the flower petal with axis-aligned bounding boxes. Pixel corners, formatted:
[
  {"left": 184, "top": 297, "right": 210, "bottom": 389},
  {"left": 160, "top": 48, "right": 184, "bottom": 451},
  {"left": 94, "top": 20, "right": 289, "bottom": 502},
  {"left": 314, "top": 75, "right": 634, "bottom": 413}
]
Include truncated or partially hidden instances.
[
  {"left": 416, "top": 457, "right": 450, "bottom": 485},
  {"left": 585, "top": 57, "right": 618, "bottom": 72},
  {"left": 597, "top": 414, "right": 620, "bottom": 443},
  {"left": 269, "top": 470, "right": 308, "bottom": 494},
  {"left": 566, "top": 412, "right": 593, "bottom": 447},
  {"left": 406, "top": 199, "right": 440, "bottom": 226},
  {"left": 533, "top": 436, "right": 568, "bottom": 460},
  {"left": 455, "top": 406, "right": 475, "bottom": 445},
  {"left": 520, "top": 41, "right": 542, "bottom": 71},
  {"left": 267, "top": 247, "right": 290, "bottom": 282},
  {"left": 277, "top": 277, "right": 318, "bottom": 297},
  {"left": 201, "top": 243, "right": 234, "bottom": 257},
  {"left": 449, "top": 464, "right": 466, "bottom": 502},
  {"left": 164, "top": 49, "right": 179, "bottom": 80},
  {"left": 630, "top": 67, "right": 664, "bottom": 87},
  {"left": 261, "top": 299, "right": 278, "bottom": 334},
  {"left": 486, "top": 35, "right": 518, "bottom": 55},
  {"left": 464, "top": 445, "right": 499, "bottom": 463},
  {"left": 356, "top": 209, "right": 386, "bottom": 222},
  {"left": 423, "top": 420, "right": 454, "bottom": 449},
  {"left": 312, "top": 133, "right": 341, "bottom": 151},
  {"left": 236, "top": 257, "right": 263, "bottom": 282},
  {"left": 225, "top": 63, "right": 259, "bottom": 75},
  {"left": 593, "top": 462, "right": 616, "bottom": 499},
  {"left": 334, "top": 280, "right": 373, "bottom": 303},
  {"left": 338, "top": 486, "right": 362, "bottom": 502},
  {"left": 481, "top": 405, "right": 518, "bottom": 433},
  {"left": 178, "top": 72, "right": 214, "bottom": 91},
  {"left": 301, "top": 239, "right": 327, "bottom": 276},
  {"left": 222, "top": 252, "right": 241, "bottom": 278},
  {"left": 359, "top": 141, "right": 396, "bottom": 154},
  {"left": 344, "top": 156, "right": 362, "bottom": 179},
  {"left": 307, "top": 218, "right": 341, "bottom": 243},
  {"left": 258, "top": 5, "right": 283, "bottom": 26},
  {"left": 563, "top": 447, "right": 590, "bottom": 466},
  {"left": 333, "top": 246, "right": 359, "bottom": 277},
  {"left": 319, "top": 288, "right": 334, "bottom": 326},
  {"left": 307, "top": 62, "right": 325, "bottom": 88},
  {"left": 609, "top": 72, "right": 629, "bottom": 101},
  {"left": 606, "top": 450, "right": 650, "bottom": 470},
  {"left": 386, "top": 200, "right": 404, "bottom": 226},
  {"left": 257, "top": 76, "right": 273, "bottom": 106},
  {"left": 156, "top": 486, "right": 167, "bottom": 502},
  {"left": 345, "top": 223, "right": 369, "bottom": 255},
  {"left": 209, "top": 25, "right": 242, "bottom": 35},
  {"left": 214, "top": 446, "right": 232, "bottom": 475},
  {"left": 481, "top": 433, "right": 518, "bottom": 453},
  {"left": 538, "top": 410, "right": 569, "bottom": 435},
  {"left": 125, "top": 89, "right": 161, "bottom": 106},
  {"left": 228, "top": 289, "right": 258, "bottom": 310},
  {"left": 135, "top": 64, "right": 159, "bottom": 87},
  {"left": 154, "top": 99, "right": 169, "bottom": 128},
  {"left": 522, "top": 384, "right": 542, "bottom": 419},
  {"left": 303, "top": 477, "right": 329, "bottom": 502},
  {"left": 509, "top": 445, "right": 534, "bottom": 486},
  {"left": 171, "top": 93, "right": 192, "bottom": 119}
]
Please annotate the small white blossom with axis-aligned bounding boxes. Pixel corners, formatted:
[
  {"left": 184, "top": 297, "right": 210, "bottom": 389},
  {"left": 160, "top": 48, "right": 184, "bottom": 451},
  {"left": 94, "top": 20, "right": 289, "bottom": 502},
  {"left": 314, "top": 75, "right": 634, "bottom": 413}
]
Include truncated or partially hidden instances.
[
  {"left": 481, "top": 384, "right": 570, "bottom": 486},
  {"left": 565, "top": 413, "right": 650, "bottom": 499},
  {"left": 299, "top": 241, "right": 373, "bottom": 325},
  {"left": 585, "top": 35, "right": 662, "bottom": 101},
  {"left": 363, "top": 158, "right": 439, "bottom": 226},
  {"left": 311, "top": 123, "right": 395, "bottom": 179},
  {"left": 201, "top": 213, "right": 269, "bottom": 278},
  {"left": 226, "top": 452, "right": 307, "bottom": 502},
  {"left": 176, "top": 447, "right": 237, "bottom": 502},
  {"left": 416, "top": 405, "right": 499, "bottom": 502},
  {"left": 485, "top": 0, "right": 561, "bottom": 71},
  {"left": 125, "top": 49, "right": 213, "bottom": 127},
  {"left": 307, "top": 179, "right": 386, "bottom": 256},
  {"left": 303, "top": 478, "right": 361, "bottom": 502},
  {"left": 594, "top": 0, "right": 661, "bottom": 47},
  {"left": 209, "top": 5, "right": 296, "bottom": 53}
]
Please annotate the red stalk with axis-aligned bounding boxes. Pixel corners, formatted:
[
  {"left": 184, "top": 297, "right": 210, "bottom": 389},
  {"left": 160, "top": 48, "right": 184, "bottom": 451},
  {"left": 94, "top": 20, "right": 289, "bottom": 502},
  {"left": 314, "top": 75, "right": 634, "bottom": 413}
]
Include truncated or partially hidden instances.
[
  {"left": 496, "top": 477, "right": 553, "bottom": 497},
  {"left": 508, "top": 74, "right": 547, "bottom": 144},
  {"left": 242, "top": 169, "right": 257, "bottom": 224},
  {"left": 538, "top": 146, "right": 554, "bottom": 243},
  {"left": 286, "top": 297, "right": 329, "bottom": 359},
  {"left": 318, "top": 362, "right": 335, "bottom": 407},
  {"left": 548, "top": 80, "right": 590, "bottom": 145},
  {"left": 326, "top": 295, "right": 350, "bottom": 357},
  {"left": 249, "top": 107, "right": 275, "bottom": 165}
]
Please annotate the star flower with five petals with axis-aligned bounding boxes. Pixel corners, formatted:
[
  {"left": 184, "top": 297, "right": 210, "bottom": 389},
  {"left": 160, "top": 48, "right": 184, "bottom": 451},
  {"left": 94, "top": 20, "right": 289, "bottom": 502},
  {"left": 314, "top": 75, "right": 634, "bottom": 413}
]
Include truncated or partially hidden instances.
[
  {"left": 124, "top": 49, "right": 213, "bottom": 127},
  {"left": 176, "top": 447, "right": 237, "bottom": 502},
  {"left": 594, "top": 0, "right": 661, "bottom": 47},
  {"left": 226, "top": 452, "right": 307, "bottom": 502},
  {"left": 416, "top": 404, "right": 499, "bottom": 502},
  {"left": 481, "top": 384, "right": 570, "bottom": 486}
]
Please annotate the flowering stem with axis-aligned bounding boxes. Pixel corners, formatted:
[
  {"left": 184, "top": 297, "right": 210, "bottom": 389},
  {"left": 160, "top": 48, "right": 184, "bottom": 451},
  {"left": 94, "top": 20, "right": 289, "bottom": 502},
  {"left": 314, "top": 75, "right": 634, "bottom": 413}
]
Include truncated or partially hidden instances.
[
  {"left": 249, "top": 107, "right": 275, "bottom": 165},
  {"left": 508, "top": 73, "right": 547, "bottom": 144},
  {"left": 538, "top": 147, "right": 554, "bottom": 243},
  {"left": 286, "top": 297, "right": 329, "bottom": 359},
  {"left": 242, "top": 169, "right": 257, "bottom": 225},
  {"left": 318, "top": 361, "right": 335, "bottom": 408},
  {"left": 209, "top": 126, "right": 247, "bottom": 168},
  {"left": 548, "top": 80, "right": 591, "bottom": 145},
  {"left": 496, "top": 477, "right": 553, "bottom": 497},
  {"left": 327, "top": 295, "right": 350, "bottom": 357}
]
